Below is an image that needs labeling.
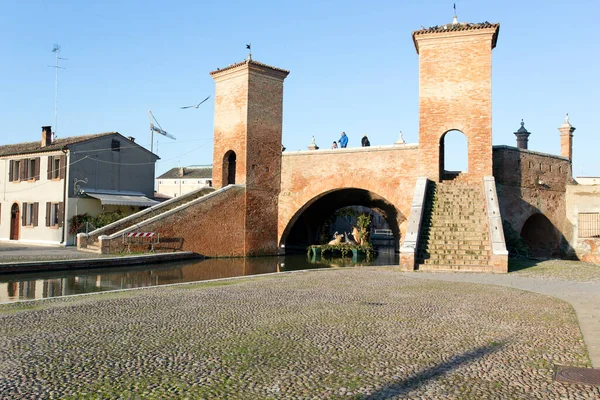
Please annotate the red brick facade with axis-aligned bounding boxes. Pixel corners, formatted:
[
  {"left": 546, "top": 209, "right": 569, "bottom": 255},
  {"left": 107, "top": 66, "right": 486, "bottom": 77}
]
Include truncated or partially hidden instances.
[{"left": 413, "top": 25, "right": 499, "bottom": 182}]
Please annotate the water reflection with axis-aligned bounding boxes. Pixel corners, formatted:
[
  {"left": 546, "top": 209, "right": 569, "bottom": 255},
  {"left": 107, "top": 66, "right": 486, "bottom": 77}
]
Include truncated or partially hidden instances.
[{"left": 0, "top": 248, "right": 398, "bottom": 303}]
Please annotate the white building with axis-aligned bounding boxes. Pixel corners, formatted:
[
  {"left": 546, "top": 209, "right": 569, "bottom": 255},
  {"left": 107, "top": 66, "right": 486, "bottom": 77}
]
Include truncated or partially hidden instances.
[
  {"left": 0, "top": 127, "right": 159, "bottom": 245},
  {"left": 156, "top": 166, "right": 212, "bottom": 198}
]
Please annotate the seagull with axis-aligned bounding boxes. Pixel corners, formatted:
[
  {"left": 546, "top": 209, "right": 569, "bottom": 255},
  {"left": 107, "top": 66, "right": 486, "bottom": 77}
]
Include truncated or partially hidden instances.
[{"left": 180, "top": 95, "right": 210, "bottom": 109}]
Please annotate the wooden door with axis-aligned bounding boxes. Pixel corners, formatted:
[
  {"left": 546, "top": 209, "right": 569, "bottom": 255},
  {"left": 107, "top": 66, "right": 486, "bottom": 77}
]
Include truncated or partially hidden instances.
[{"left": 10, "top": 203, "right": 19, "bottom": 240}]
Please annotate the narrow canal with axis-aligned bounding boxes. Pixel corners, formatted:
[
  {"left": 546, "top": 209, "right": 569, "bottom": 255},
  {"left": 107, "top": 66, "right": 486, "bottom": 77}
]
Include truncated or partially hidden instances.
[{"left": 0, "top": 248, "right": 398, "bottom": 303}]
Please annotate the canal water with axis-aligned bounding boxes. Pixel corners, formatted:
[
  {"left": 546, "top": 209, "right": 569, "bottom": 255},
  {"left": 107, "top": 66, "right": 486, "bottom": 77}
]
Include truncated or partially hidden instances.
[{"left": 0, "top": 248, "right": 398, "bottom": 303}]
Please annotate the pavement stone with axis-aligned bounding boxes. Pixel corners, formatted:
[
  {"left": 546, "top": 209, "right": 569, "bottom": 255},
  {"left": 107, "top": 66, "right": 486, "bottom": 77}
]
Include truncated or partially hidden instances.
[{"left": 0, "top": 268, "right": 598, "bottom": 399}]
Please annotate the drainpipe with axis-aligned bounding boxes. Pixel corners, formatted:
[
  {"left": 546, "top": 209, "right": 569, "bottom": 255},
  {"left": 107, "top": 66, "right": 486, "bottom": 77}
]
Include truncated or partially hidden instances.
[{"left": 60, "top": 147, "right": 68, "bottom": 244}]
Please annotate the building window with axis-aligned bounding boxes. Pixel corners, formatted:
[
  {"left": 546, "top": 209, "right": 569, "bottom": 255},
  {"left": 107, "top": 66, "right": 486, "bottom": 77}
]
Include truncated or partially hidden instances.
[
  {"left": 578, "top": 213, "right": 600, "bottom": 238},
  {"left": 528, "top": 161, "right": 533, "bottom": 169},
  {"left": 11, "top": 160, "right": 21, "bottom": 181},
  {"left": 111, "top": 139, "right": 120, "bottom": 152},
  {"left": 28, "top": 159, "right": 36, "bottom": 180},
  {"left": 53, "top": 157, "right": 60, "bottom": 178},
  {"left": 182, "top": 181, "right": 186, "bottom": 184},
  {"left": 549, "top": 165, "right": 552, "bottom": 172},
  {"left": 46, "top": 202, "right": 63, "bottom": 227},
  {"left": 22, "top": 202, "right": 39, "bottom": 227}
]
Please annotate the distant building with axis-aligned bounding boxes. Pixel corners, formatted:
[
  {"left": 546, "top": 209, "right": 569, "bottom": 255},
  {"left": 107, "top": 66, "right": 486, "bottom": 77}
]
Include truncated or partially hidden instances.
[
  {"left": 575, "top": 177, "right": 600, "bottom": 185},
  {"left": 0, "top": 126, "right": 159, "bottom": 245},
  {"left": 156, "top": 166, "right": 212, "bottom": 198}
]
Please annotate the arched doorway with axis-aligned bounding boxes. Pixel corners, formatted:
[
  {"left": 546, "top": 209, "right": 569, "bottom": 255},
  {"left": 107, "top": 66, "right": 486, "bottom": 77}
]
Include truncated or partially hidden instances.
[
  {"left": 10, "top": 203, "right": 20, "bottom": 240},
  {"left": 281, "top": 188, "right": 404, "bottom": 253},
  {"left": 223, "top": 151, "right": 236, "bottom": 185},
  {"left": 440, "top": 130, "right": 468, "bottom": 181},
  {"left": 520, "top": 213, "right": 560, "bottom": 258}
]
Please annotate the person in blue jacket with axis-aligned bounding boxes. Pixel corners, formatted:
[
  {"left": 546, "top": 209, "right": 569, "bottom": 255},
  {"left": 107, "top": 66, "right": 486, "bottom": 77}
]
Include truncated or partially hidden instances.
[{"left": 338, "top": 132, "right": 348, "bottom": 148}]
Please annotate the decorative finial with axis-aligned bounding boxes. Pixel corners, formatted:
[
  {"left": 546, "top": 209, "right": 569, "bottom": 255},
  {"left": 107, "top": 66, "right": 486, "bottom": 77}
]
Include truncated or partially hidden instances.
[
  {"left": 520, "top": 119, "right": 524, "bottom": 127},
  {"left": 246, "top": 43, "right": 252, "bottom": 61},
  {"left": 395, "top": 131, "right": 406, "bottom": 145},
  {"left": 452, "top": 3, "right": 458, "bottom": 25},
  {"left": 565, "top": 113, "right": 569, "bottom": 124},
  {"left": 310, "top": 135, "right": 316, "bottom": 146}
]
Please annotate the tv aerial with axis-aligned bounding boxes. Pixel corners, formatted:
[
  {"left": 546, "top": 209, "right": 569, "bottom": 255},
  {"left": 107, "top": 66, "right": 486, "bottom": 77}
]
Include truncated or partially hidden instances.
[{"left": 148, "top": 111, "right": 176, "bottom": 154}]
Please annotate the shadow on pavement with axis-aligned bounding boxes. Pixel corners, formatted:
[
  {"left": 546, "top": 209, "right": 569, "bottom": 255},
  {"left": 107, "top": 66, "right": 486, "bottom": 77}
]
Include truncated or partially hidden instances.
[{"left": 366, "top": 341, "right": 507, "bottom": 399}]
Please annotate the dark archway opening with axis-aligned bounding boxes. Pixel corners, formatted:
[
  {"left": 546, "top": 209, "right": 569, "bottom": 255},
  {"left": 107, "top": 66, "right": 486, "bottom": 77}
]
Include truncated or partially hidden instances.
[
  {"left": 520, "top": 213, "right": 560, "bottom": 258},
  {"left": 10, "top": 203, "right": 20, "bottom": 240},
  {"left": 223, "top": 151, "right": 236, "bottom": 185},
  {"left": 282, "top": 188, "right": 404, "bottom": 253},
  {"left": 440, "top": 130, "right": 468, "bottom": 181}
]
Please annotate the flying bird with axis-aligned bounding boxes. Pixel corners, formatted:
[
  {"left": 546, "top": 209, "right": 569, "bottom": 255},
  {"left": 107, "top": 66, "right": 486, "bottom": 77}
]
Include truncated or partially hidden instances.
[{"left": 180, "top": 95, "right": 210, "bottom": 109}]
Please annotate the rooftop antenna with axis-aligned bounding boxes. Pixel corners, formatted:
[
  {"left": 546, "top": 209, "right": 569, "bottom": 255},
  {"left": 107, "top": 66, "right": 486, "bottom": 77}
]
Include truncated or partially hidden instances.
[
  {"left": 148, "top": 110, "right": 176, "bottom": 154},
  {"left": 246, "top": 43, "right": 252, "bottom": 61},
  {"left": 48, "top": 44, "right": 67, "bottom": 141},
  {"left": 452, "top": 3, "right": 459, "bottom": 25}
]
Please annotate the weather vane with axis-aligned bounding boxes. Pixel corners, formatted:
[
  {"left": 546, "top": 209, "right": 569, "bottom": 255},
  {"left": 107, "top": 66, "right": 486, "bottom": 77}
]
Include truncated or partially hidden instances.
[{"left": 246, "top": 43, "right": 252, "bottom": 61}]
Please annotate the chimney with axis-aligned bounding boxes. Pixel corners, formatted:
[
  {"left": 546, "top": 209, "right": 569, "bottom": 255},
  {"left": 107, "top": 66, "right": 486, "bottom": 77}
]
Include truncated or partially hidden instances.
[
  {"left": 127, "top": 136, "right": 135, "bottom": 142},
  {"left": 41, "top": 126, "right": 52, "bottom": 148},
  {"left": 558, "top": 113, "right": 575, "bottom": 161},
  {"left": 514, "top": 119, "right": 530, "bottom": 149},
  {"left": 179, "top": 167, "right": 184, "bottom": 177}
]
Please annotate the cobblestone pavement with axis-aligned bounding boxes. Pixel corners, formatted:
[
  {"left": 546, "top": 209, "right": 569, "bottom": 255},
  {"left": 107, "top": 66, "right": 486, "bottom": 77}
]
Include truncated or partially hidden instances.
[
  {"left": 1, "top": 268, "right": 599, "bottom": 399},
  {"left": 511, "top": 259, "right": 600, "bottom": 283}
]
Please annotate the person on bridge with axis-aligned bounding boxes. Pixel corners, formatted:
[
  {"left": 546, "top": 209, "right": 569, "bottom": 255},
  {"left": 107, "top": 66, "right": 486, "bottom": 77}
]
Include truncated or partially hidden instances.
[
  {"left": 331, "top": 141, "right": 338, "bottom": 149},
  {"left": 361, "top": 135, "right": 371, "bottom": 147},
  {"left": 338, "top": 132, "right": 348, "bottom": 148}
]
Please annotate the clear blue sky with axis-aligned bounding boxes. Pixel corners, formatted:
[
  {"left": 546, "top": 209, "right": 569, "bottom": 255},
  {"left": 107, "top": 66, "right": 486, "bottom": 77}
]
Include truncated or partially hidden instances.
[{"left": 2, "top": 0, "right": 598, "bottom": 178}]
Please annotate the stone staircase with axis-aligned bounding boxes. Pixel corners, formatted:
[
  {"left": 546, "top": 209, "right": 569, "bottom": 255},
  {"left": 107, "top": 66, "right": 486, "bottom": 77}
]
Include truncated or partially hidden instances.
[
  {"left": 78, "top": 187, "right": 215, "bottom": 253},
  {"left": 416, "top": 181, "right": 492, "bottom": 271}
]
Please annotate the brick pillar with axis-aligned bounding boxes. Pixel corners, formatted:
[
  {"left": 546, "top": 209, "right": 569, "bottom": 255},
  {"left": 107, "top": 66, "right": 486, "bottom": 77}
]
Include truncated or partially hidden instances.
[
  {"left": 514, "top": 119, "right": 531, "bottom": 149},
  {"left": 558, "top": 114, "right": 575, "bottom": 161},
  {"left": 413, "top": 22, "right": 499, "bottom": 182},
  {"left": 210, "top": 58, "right": 290, "bottom": 255}
]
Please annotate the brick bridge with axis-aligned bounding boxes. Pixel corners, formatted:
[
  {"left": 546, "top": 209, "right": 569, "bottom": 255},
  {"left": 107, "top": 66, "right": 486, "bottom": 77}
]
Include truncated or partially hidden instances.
[{"left": 79, "top": 19, "right": 576, "bottom": 273}]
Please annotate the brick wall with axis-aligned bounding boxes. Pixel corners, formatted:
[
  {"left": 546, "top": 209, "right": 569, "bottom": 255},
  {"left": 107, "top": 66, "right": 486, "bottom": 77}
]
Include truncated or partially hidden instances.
[
  {"left": 415, "top": 27, "right": 498, "bottom": 182},
  {"left": 493, "top": 146, "right": 571, "bottom": 254},
  {"left": 566, "top": 184, "right": 600, "bottom": 263},
  {"left": 101, "top": 186, "right": 247, "bottom": 256},
  {"left": 278, "top": 146, "right": 420, "bottom": 247}
]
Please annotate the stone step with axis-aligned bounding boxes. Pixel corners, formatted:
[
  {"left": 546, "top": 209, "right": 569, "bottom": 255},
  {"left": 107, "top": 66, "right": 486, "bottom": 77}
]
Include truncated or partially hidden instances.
[
  {"left": 425, "top": 243, "right": 491, "bottom": 251},
  {"left": 417, "top": 258, "right": 493, "bottom": 266},
  {"left": 417, "top": 264, "right": 494, "bottom": 272},
  {"left": 419, "top": 253, "right": 491, "bottom": 261}
]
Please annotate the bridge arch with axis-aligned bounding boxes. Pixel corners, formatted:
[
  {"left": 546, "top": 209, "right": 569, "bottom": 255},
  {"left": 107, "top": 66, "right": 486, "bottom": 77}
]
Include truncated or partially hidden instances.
[
  {"left": 520, "top": 212, "right": 560, "bottom": 258},
  {"left": 280, "top": 188, "right": 405, "bottom": 253}
]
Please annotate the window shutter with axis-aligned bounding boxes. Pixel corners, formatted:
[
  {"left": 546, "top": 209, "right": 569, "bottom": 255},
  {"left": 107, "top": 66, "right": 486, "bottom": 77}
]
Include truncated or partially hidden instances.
[
  {"left": 33, "top": 202, "right": 39, "bottom": 226},
  {"left": 59, "top": 155, "right": 66, "bottom": 179},
  {"left": 47, "top": 156, "right": 53, "bottom": 179},
  {"left": 9, "top": 160, "right": 13, "bottom": 182},
  {"left": 34, "top": 158, "right": 40, "bottom": 180},
  {"left": 22, "top": 202, "right": 27, "bottom": 225},
  {"left": 58, "top": 202, "right": 64, "bottom": 227},
  {"left": 46, "top": 202, "right": 51, "bottom": 226},
  {"left": 20, "top": 161, "right": 25, "bottom": 181}
]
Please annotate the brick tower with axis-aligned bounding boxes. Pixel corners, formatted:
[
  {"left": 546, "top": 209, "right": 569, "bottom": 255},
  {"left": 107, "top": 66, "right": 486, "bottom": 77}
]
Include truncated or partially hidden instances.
[
  {"left": 210, "top": 57, "right": 289, "bottom": 255},
  {"left": 413, "top": 20, "right": 500, "bottom": 182}
]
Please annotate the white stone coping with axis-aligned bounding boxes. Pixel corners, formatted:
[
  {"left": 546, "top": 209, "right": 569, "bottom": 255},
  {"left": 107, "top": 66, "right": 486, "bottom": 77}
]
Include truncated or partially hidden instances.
[
  {"left": 400, "top": 177, "right": 429, "bottom": 254},
  {"left": 483, "top": 176, "right": 508, "bottom": 255},
  {"left": 99, "top": 185, "right": 243, "bottom": 241},
  {"left": 78, "top": 186, "right": 216, "bottom": 240},
  {"left": 283, "top": 143, "right": 418, "bottom": 157}
]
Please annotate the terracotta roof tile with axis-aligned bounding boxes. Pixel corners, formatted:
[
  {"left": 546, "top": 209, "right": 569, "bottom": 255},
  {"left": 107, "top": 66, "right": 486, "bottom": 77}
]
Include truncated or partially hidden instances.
[
  {"left": 210, "top": 59, "right": 289, "bottom": 76},
  {"left": 412, "top": 21, "right": 500, "bottom": 50},
  {"left": 0, "top": 132, "right": 118, "bottom": 157}
]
